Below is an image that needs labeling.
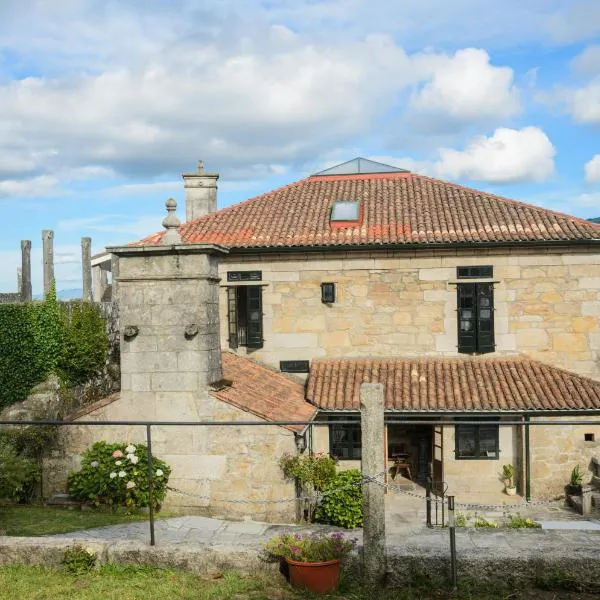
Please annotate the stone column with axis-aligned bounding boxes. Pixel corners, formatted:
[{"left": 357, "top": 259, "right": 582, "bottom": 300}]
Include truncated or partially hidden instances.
[
  {"left": 81, "top": 237, "right": 92, "bottom": 302},
  {"left": 20, "top": 240, "right": 32, "bottom": 302},
  {"left": 42, "top": 230, "right": 54, "bottom": 297},
  {"left": 360, "top": 383, "right": 386, "bottom": 586},
  {"left": 92, "top": 265, "right": 109, "bottom": 302}
]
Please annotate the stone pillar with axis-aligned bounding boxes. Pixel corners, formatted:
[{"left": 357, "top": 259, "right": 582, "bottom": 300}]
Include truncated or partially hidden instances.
[
  {"left": 360, "top": 383, "right": 386, "bottom": 586},
  {"left": 20, "top": 240, "right": 32, "bottom": 302},
  {"left": 42, "top": 230, "right": 54, "bottom": 297},
  {"left": 107, "top": 199, "right": 228, "bottom": 418},
  {"left": 81, "top": 237, "right": 92, "bottom": 302},
  {"left": 92, "top": 265, "right": 109, "bottom": 302},
  {"left": 182, "top": 160, "right": 219, "bottom": 222}
]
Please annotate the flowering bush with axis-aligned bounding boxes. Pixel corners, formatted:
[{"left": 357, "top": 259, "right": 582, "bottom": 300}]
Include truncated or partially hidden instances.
[
  {"left": 67, "top": 441, "right": 171, "bottom": 510},
  {"left": 263, "top": 531, "right": 357, "bottom": 563}
]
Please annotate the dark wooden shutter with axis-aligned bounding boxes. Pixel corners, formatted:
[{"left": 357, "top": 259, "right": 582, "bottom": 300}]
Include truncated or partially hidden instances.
[
  {"left": 245, "top": 286, "right": 263, "bottom": 348},
  {"left": 457, "top": 283, "right": 477, "bottom": 353},
  {"left": 227, "top": 287, "right": 238, "bottom": 349},
  {"left": 476, "top": 283, "right": 495, "bottom": 354}
]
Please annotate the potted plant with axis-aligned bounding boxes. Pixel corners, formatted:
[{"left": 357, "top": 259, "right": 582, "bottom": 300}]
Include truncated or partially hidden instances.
[
  {"left": 566, "top": 464, "right": 583, "bottom": 496},
  {"left": 502, "top": 464, "right": 517, "bottom": 496},
  {"left": 264, "top": 531, "right": 357, "bottom": 594}
]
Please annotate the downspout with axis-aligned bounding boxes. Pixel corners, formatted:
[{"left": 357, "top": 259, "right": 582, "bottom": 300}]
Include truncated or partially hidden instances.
[{"left": 524, "top": 414, "right": 531, "bottom": 501}]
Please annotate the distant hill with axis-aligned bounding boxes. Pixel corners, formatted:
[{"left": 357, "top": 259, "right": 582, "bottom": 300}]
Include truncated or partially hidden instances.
[
  {"left": 33, "top": 288, "right": 83, "bottom": 300},
  {"left": 589, "top": 217, "right": 600, "bottom": 224}
]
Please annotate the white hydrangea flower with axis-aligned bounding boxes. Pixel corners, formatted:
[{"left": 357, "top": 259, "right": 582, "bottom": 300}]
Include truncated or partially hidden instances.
[
  {"left": 127, "top": 454, "right": 139, "bottom": 465},
  {"left": 115, "top": 460, "right": 122, "bottom": 466},
  {"left": 126, "top": 481, "right": 136, "bottom": 489},
  {"left": 118, "top": 470, "right": 126, "bottom": 478},
  {"left": 155, "top": 469, "right": 164, "bottom": 477},
  {"left": 90, "top": 461, "right": 99, "bottom": 468},
  {"left": 109, "top": 472, "right": 117, "bottom": 479},
  {"left": 125, "top": 445, "right": 136, "bottom": 454}
]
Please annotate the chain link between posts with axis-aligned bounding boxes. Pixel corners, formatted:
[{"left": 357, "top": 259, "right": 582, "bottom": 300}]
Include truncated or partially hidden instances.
[{"left": 166, "top": 470, "right": 565, "bottom": 510}]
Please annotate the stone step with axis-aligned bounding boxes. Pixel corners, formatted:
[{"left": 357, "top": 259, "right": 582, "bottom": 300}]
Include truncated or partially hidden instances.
[{"left": 46, "top": 493, "right": 81, "bottom": 508}]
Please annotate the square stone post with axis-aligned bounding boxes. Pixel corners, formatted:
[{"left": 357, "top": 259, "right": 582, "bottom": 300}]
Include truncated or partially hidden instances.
[
  {"left": 20, "top": 240, "right": 32, "bottom": 302},
  {"left": 42, "top": 230, "right": 54, "bottom": 297},
  {"left": 360, "top": 382, "right": 386, "bottom": 586},
  {"left": 81, "top": 237, "right": 92, "bottom": 302}
]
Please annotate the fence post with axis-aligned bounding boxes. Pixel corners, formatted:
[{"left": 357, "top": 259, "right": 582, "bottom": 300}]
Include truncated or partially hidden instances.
[
  {"left": 426, "top": 476, "right": 432, "bottom": 527},
  {"left": 360, "top": 383, "right": 386, "bottom": 587},
  {"left": 448, "top": 495, "right": 457, "bottom": 588},
  {"left": 146, "top": 424, "right": 156, "bottom": 546}
]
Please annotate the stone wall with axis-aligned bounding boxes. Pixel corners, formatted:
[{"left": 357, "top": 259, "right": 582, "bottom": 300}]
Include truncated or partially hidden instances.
[
  {"left": 219, "top": 246, "right": 600, "bottom": 380},
  {"left": 45, "top": 393, "right": 298, "bottom": 523},
  {"left": 529, "top": 415, "right": 600, "bottom": 498}
]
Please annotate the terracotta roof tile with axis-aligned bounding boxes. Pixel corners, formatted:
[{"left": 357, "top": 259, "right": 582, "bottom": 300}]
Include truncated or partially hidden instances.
[
  {"left": 306, "top": 357, "right": 600, "bottom": 412},
  {"left": 139, "top": 172, "right": 600, "bottom": 248},
  {"left": 211, "top": 352, "right": 317, "bottom": 431}
]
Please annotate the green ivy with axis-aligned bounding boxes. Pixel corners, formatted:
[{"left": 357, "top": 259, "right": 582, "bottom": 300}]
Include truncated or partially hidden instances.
[
  {"left": 0, "top": 285, "right": 109, "bottom": 409},
  {"left": 314, "top": 469, "right": 363, "bottom": 529}
]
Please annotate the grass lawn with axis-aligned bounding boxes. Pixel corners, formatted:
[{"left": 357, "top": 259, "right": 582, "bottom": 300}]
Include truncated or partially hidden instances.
[
  {"left": 0, "top": 505, "right": 150, "bottom": 536},
  {"left": 0, "top": 565, "right": 598, "bottom": 600}
]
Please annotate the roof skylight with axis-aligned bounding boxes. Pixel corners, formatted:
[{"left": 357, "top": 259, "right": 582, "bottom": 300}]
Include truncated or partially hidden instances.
[{"left": 331, "top": 200, "right": 360, "bottom": 221}]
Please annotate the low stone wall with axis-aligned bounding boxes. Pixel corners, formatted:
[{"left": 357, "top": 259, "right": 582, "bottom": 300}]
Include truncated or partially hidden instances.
[{"left": 2, "top": 530, "right": 600, "bottom": 589}]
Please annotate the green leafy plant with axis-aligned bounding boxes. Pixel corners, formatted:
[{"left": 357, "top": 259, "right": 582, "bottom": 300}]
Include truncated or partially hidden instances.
[
  {"left": 474, "top": 516, "right": 499, "bottom": 528},
  {"left": 0, "top": 438, "right": 39, "bottom": 501},
  {"left": 67, "top": 441, "right": 171, "bottom": 510},
  {"left": 315, "top": 469, "right": 363, "bottom": 529},
  {"left": 0, "top": 288, "right": 109, "bottom": 409},
  {"left": 570, "top": 464, "right": 583, "bottom": 487},
  {"left": 502, "top": 464, "right": 516, "bottom": 488},
  {"left": 62, "top": 544, "right": 97, "bottom": 574},
  {"left": 279, "top": 453, "right": 337, "bottom": 492},
  {"left": 263, "top": 531, "right": 357, "bottom": 563},
  {"left": 455, "top": 511, "right": 470, "bottom": 527},
  {"left": 506, "top": 513, "right": 541, "bottom": 529}
]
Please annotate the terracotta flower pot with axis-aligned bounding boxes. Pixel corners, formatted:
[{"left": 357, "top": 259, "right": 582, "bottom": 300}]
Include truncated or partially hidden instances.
[{"left": 286, "top": 558, "right": 342, "bottom": 594}]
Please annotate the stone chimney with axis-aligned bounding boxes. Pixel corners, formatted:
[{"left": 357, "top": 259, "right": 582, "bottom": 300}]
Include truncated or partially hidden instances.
[{"left": 182, "top": 160, "right": 219, "bottom": 222}]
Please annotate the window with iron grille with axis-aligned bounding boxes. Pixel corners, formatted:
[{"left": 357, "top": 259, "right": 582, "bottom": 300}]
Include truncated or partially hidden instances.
[
  {"left": 329, "top": 418, "right": 361, "bottom": 460},
  {"left": 321, "top": 282, "right": 336, "bottom": 303},
  {"left": 456, "top": 266, "right": 495, "bottom": 354},
  {"left": 455, "top": 421, "right": 499, "bottom": 459},
  {"left": 227, "top": 285, "right": 263, "bottom": 349}
]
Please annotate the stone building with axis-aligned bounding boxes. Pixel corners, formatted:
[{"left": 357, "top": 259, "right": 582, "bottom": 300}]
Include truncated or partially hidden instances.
[{"left": 58, "top": 157, "right": 600, "bottom": 513}]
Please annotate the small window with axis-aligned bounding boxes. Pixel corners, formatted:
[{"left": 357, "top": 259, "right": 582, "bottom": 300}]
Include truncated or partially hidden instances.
[
  {"left": 331, "top": 201, "right": 360, "bottom": 221},
  {"left": 329, "top": 418, "right": 361, "bottom": 460},
  {"left": 585, "top": 433, "right": 595, "bottom": 442},
  {"left": 227, "top": 285, "right": 263, "bottom": 349},
  {"left": 457, "top": 266, "right": 493, "bottom": 279},
  {"left": 455, "top": 421, "right": 499, "bottom": 459},
  {"left": 321, "top": 282, "right": 336, "bottom": 303},
  {"left": 280, "top": 360, "right": 310, "bottom": 373}
]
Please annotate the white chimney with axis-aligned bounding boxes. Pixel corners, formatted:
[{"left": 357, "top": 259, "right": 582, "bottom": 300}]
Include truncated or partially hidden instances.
[{"left": 182, "top": 160, "right": 219, "bottom": 222}]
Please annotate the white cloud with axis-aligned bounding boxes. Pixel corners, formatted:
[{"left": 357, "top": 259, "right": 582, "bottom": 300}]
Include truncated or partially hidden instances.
[
  {"left": 545, "top": 1, "right": 600, "bottom": 44},
  {"left": 568, "top": 82, "right": 600, "bottom": 125},
  {"left": 433, "top": 127, "right": 556, "bottom": 183},
  {"left": 571, "top": 45, "right": 600, "bottom": 77},
  {"left": 410, "top": 49, "right": 521, "bottom": 125},
  {"left": 585, "top": 155, "right": 600, "bottom": 184},
  {"left": 0, "top": 175, "right": 59, "bottom": 198}
]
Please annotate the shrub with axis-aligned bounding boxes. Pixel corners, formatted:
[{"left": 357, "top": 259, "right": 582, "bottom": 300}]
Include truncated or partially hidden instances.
[
  {"left": 570, "top": 464, "right": 583, "bottom": 487},
  {"left": 473, "top": 516, "right": 499, "bottom": 528},
  {"left": 279, "top": 453, "right": 337, "bottom": 492},
  {"left": 0, "top": 438, "right": 39, "bottom": 502},
  {"left": 62, "top": 545, "right": 97, "bottom": 574},
  {"left": 315, "top": 469, "right": 363, "bottom": 529},
  {"left": 68, "top": 441, "right": 171, "bottom": 510}
]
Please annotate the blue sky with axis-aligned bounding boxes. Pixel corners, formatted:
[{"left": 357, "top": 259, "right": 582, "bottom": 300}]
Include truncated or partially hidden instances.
[{"left": 0, "top": 0, "right": 599, "bottom": 294}]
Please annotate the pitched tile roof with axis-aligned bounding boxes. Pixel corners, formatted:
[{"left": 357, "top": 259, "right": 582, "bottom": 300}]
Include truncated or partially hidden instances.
[
  {"left": 210, "top": 352, "right": 317, "bottom": 431},
  {"left": 139, "top": 171, "right": 600, "bottom": 248},
  {"left": 306, "top": 357, "right": 600, "bottom": 413}
]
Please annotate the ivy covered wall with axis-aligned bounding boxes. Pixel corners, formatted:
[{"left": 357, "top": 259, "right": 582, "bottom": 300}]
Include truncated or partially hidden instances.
[{"left": 0, "top": 285, "right": 109, "bottom": 410}]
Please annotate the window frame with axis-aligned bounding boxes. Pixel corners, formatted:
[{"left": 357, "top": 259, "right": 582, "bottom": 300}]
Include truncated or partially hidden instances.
[
  {"left": 454, "top": 420, "right": 499, "bottom": 460},
  {"left": 456, "top": 266, "right": 495, "bottom": 354},
  {"left": 329, "top": 417, "right": 361, "bottom": 460},
  {"left": 226, "top": 280, "right": 264, "bottom": 350}
]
